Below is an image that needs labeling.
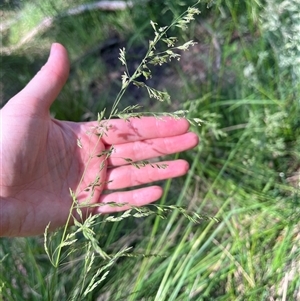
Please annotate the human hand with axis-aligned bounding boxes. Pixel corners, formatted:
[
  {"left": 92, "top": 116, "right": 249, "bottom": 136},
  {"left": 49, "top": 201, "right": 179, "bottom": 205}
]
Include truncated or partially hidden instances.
[{"left": 0, "top": 43, "right": 198, "bottom": 237}]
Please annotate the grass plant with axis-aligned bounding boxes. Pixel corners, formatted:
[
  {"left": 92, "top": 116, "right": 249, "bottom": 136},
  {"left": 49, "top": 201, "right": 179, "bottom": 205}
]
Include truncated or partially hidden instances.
[{"left": 1, "top": 0, "right": 299, "bottom": 300}]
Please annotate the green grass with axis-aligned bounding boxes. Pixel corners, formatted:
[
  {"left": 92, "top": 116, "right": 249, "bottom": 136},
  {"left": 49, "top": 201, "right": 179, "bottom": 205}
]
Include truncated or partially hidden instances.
[{"left": 1, "top": 0, "right": 299, "bottom": 300}]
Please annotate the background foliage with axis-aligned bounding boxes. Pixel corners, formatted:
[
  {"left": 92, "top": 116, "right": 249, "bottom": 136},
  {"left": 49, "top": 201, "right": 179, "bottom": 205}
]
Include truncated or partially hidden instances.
[{"left": 1, "top": 0, "right": 299, "bottom": 300}]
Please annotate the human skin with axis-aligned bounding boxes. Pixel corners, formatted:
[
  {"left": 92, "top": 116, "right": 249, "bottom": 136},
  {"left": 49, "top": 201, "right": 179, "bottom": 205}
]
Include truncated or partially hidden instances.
[{"left": 0, "top": 43, "right": 198, "bottom": 237}]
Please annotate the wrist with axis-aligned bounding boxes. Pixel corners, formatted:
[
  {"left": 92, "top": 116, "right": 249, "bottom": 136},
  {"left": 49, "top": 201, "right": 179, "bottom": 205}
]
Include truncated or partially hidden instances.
[{"left": 0, "top": 197, "right": 10, "bottom": 237}]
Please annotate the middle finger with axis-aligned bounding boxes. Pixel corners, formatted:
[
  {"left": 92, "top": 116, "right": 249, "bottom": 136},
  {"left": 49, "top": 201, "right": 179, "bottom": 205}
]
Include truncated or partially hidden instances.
[
  {"left": 105, "top": 159, "right": 189, "bottom": 190},
  {"left": 107, "top": 132, "right": 198, "bottom": 166}
]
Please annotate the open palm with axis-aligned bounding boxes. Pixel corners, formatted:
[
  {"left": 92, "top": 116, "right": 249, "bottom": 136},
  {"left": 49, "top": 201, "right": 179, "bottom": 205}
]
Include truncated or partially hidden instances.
[{"left": 0, "top": 43, "right": 198, "bottom": 237}]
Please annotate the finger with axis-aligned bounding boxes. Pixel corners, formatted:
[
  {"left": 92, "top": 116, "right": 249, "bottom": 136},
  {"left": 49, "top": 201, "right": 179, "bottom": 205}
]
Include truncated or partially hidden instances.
[
  {"left": 93, "top": 117, "right": 190, "bottom": 144},
  {"left": 105, "top": 159, "right": 189, "bottom": 190},
  {"left": 94, "top": 186, "right": 163, "bottom": 213},
  {"left": 107, "top": 132, "right": 198, "bottom": 166},
  {"left": 9, "top": 43, "right": 69, "bottom": 115}
]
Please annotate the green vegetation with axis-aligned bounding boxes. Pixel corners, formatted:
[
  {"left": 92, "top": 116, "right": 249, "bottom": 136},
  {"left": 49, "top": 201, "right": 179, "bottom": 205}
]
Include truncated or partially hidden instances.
[{"left": 1, "top": 0, "right": 299, "bottom": 300}]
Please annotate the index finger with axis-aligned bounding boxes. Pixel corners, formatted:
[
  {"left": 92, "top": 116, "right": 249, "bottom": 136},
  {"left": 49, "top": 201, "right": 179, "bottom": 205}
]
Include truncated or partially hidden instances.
[{"left": 92, "top": 117, "right": 190, "bottom": 145}]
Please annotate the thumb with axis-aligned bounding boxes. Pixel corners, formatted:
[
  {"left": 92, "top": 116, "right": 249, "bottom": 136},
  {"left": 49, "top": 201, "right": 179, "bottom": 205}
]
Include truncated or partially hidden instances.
[{"left": 9, "top": 43, "right": 70, "bottom": 115}]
